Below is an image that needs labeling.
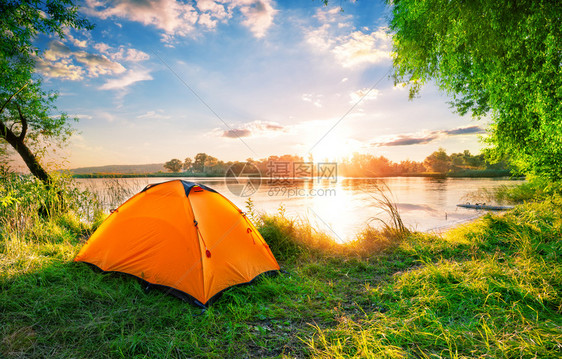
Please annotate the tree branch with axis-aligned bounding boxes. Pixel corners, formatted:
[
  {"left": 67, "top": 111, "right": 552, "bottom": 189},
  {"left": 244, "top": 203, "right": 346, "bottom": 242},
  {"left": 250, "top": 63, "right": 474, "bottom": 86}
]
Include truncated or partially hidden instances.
[
  {"left": 16, "top": 104, "right": 28, "bottom": 141},
  {"left": 0, "top": 118, "right": 17, "bottom": 146},
  {"left": 0, "top": 82, "right": 29, "bottom": 115}
]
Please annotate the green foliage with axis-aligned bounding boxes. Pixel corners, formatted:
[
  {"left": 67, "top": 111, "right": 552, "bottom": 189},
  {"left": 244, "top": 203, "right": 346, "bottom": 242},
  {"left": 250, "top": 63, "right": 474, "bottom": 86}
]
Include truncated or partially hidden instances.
[
  {"left": 163, "top": 158, "right": 183, "bottom": 173},
  {"left": 0, "top": 0, "right": 93, "bottom": 180},
  {"left": 423, "top": 147, "right": 451, "bottom": 174},
  {"left": 306, "top": 197, "right": 562, "bottom": 358},
  {"left": 2, "top": 175, "right": 561, "bottom": 357},
  {"left": 183, "top": 157, "right": 192, "bottom": 171},
  {"left": 192, "top": 152, "right": 208, "bottom": 173},
  {"left": 0, "top": 169, "right": 102, "bottom": 235},
  {"left": 389, "top": 0, "right": 562, "bottom": 180},
  {"left": 488, "top": 178, "right": 562, "bottom": 204}
]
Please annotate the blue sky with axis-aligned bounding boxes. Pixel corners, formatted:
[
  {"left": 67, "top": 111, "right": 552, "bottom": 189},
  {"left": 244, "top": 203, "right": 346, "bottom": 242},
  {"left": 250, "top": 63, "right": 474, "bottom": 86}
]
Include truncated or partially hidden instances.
[{"left": 32, "top": 0, "right": 486, "bottom": 169}]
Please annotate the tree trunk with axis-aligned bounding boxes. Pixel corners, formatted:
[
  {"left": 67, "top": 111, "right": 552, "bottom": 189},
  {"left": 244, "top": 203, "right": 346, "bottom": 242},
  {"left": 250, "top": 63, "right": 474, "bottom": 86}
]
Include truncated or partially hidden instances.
[{"left": 0, "top": 120, "right": 51, "bottom": 184}]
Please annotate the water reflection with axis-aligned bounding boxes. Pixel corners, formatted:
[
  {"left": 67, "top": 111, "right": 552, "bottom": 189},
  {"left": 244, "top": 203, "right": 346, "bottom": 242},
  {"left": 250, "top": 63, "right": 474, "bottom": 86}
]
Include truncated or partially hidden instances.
[{"left": 76, "top": 176, "right": 524, "bottom": 242}]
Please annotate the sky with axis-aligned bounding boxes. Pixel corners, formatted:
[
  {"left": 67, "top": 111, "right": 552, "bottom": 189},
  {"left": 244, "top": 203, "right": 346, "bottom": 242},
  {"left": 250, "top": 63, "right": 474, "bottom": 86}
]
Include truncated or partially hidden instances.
[{"left": 28, "top": 0, "right": 488, "bottom": 169}]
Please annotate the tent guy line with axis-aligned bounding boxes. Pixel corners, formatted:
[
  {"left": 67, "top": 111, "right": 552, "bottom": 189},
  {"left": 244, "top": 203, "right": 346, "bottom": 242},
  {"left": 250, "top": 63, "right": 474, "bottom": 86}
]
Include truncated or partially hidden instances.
[
  {"left": 152, "top": 50, "right": 259, "bottom": 157},
  {"left": 307, "top": 206, "right": 345, "bottom": 243},
  {"left": 307, "top": 66, "right": 393, "bottom": 156}
]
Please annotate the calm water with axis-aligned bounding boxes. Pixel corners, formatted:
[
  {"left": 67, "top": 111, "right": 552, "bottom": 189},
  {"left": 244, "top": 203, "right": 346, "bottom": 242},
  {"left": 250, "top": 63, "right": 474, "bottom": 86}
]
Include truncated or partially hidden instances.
[{"left": 76, "top": 177, "right": 524, "bottom": 242}]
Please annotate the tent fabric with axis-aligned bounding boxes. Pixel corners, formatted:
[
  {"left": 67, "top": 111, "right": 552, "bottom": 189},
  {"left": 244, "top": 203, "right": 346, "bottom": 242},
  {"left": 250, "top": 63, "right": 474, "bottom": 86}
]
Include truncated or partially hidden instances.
[{"left": 75, "top": 180, "right": 280, "bottom": 306}]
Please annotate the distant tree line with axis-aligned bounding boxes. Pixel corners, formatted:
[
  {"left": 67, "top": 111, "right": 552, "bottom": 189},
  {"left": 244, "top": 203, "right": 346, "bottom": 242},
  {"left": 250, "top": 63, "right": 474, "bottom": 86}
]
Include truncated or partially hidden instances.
[
  {"left": 164, "top": 153, "right": 306, "bottom": 176},
  {"left": 338, "top": 148, "right": 511, "bottom": 177},
  {"left": 163, "top": 149, "right": 512, "bottom": 178}
]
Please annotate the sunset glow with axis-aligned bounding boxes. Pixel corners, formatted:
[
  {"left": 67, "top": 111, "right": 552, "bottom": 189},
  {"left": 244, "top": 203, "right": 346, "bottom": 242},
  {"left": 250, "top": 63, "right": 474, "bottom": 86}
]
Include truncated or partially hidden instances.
[{"left": 11, "top": 0, "right": 485, "bottom": 170}]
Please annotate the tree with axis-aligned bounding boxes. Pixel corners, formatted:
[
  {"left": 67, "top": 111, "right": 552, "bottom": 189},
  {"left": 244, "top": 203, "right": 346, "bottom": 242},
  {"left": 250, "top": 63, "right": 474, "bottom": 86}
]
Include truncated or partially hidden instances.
[
  {"left": 183, "top": 157, "right": 192, "bottom": 171},
  {"left": 1, "top": 0, "right": 93, "bottom": 184},
  {"left": 388, "top": 0, "right": 561, "bottom": 180},
  {"left": 424, "top": 148, "right": 451, "bottom": 174},
  {"left": 164, "top": 158, "right": 183, "bottom": 173},
  {"left": 192, "top": 153, "right": 208, "bottom": 173},
  {"left": 204, "top": 155, "right": 218, "bottom": 171}
]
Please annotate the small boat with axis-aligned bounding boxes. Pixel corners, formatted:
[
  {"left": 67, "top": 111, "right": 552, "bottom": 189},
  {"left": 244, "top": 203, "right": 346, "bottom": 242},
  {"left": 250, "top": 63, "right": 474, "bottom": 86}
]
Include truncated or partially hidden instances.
[{"left": 457, "top": 203, "right": 514, "bottom": 211}]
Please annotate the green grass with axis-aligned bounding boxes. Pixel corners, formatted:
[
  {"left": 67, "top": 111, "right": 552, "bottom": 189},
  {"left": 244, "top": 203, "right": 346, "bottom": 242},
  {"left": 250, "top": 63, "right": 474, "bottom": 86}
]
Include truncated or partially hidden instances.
[{"left": 1, "top": 175, "right": 561, "bottom": 358}]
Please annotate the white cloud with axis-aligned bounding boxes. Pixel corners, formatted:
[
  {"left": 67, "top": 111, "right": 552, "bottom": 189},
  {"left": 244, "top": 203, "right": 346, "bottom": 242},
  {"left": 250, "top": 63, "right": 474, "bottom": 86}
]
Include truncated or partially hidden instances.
[
  {"left": 43, "top": 40, "right": 73, "bottom": 61},
  {"left": 302, "top": 93, "right": 323, "bottom": 108},
  {"left": 94, "top": 43, "right": 150, "bottom": 62},
  {"left": 137, "top": 110, "right": 171, "bottom": 120},
  {"left": 98, "top": 111, "right": 119, "bottom": 123},
  {"left": 112, "top": 48, "right": 151, "bottom": 62},
  {"left": 35, "top": 57, "right": 85, "bottom": 81},
  {"left": 229, "top": 0, "right": 277, "bottom": 38},
  {"left": 197, "top": 0, "right": 230, "bottom": 19},
  {"left": 62, "top": 28, "right": 89, "bottom": 48},
  {"left": 85, "top": 0, "right": 276, "bottom": 41},
  {"left": 304, "top": 8, "right": 391, "bottom": 68},
  {"left": 99, "top": 68, "right": 153, "bottom": 90},
  {"left": 94, "top": 42, "right": 111, "bottom": 54},
  {"left": 38, "top": 40, "right": 126, "bottom": 80},
  {"left": 72, "top": 114, "right": 94, "bottom": 120},
  {"left": 74, "top": 51, "right": 126, "bottom": 77},
  {"left": 305, "top": 24, "right": 333, "bottom": 51},
  {"left": 86, "top": 0, "right": 199, "bottom": 38},
  {"left": 332, "top": 28, "right": 391, "bottom": 68},
  {"left": 198, "top": 12, "right": 218, "bottom": 28},
  {"left": 314, "top": 7, "right": 348, "bottom": 24}
]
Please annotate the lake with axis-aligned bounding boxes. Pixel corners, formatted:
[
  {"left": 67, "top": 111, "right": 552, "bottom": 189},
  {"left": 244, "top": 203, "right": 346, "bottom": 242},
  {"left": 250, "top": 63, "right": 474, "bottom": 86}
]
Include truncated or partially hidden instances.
[{"left": 75, "top": 176, "right": 524, "bottom": 242}]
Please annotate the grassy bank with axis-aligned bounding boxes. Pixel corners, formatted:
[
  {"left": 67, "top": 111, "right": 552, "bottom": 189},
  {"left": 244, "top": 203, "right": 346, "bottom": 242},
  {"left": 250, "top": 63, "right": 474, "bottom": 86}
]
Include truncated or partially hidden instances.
[{"left": 1, "top": 175, "right": 560, "bottom": 358}]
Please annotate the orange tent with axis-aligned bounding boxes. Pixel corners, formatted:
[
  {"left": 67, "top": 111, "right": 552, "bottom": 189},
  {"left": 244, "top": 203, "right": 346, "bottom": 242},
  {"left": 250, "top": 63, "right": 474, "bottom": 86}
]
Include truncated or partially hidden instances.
[{"left": 75, "top": 180, "right": 280, "bottom": 306}]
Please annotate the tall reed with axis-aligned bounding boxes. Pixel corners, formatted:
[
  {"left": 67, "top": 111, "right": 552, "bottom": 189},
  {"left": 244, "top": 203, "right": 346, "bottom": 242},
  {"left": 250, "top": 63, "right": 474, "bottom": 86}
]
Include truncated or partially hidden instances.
[{"left": 366, "top": 181, "right": 410, "bottom": 238}]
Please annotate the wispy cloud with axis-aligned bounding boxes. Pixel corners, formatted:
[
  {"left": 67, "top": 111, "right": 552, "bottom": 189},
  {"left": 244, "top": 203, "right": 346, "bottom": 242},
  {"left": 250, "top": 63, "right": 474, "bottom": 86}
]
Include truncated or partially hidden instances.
[
  {"left": 137, "top": 110, "right": 171, "bottom": 120},
  {"left": 223, "top": 128, "right": 252, "bottom": 138},
  {"left": 376, "top": 134, "right": 439, "bottom": 147},
  {"left": 302, "top": 93, "right": 323, "bottom": 108},
  {"left": 373, "top": 126, "right": 485, "bottom": 147},
  {"left": 99, "top": 68, "right": 153, "bottom": 90},
  {"left": 314, "top": 6, "right": 351, "bottom": 25},
  {"left": 442, "top": 126, "right": 485, "bottom": 135},
  {"left": 63, "top": 28, "right": 88, "bottom": 48},
  {"left": 215, "top": 120, "right": 285, "bottom": 138},
  {"left": 94, "top": 43, "right": 150, "bottom": 62}
]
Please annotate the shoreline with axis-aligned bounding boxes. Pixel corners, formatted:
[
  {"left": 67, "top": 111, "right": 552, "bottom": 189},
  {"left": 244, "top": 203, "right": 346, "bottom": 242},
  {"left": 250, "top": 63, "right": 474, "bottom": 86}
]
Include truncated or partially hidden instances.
[{"left": 69, "top": 172, "right": 521, "bottom": 180}]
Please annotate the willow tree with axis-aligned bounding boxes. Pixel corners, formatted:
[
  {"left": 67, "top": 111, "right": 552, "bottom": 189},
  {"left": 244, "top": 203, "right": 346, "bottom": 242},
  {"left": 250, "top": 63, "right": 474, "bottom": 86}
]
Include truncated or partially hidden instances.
[
  {"left": 388, "top": 0, "right": 561, "bottom": 180},
  {"left": 390, "top": 0, "right": 562, "bottom": 180},
  {"left": 0, "top": 0, "right": 93, "bottom": 184}
]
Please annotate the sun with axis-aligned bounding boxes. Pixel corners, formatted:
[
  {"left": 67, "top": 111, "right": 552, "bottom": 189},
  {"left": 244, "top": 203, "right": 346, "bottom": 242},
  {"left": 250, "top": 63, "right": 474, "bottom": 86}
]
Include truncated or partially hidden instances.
[{"left": 308, "top": 133, "right": 358, "bottom": 163}]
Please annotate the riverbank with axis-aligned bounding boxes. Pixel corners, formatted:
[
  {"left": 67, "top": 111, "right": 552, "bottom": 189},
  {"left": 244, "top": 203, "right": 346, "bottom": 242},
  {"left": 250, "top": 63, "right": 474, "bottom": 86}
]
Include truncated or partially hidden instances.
[{"left": 0, "top": 177, "right": 559, "bottom": 357}]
